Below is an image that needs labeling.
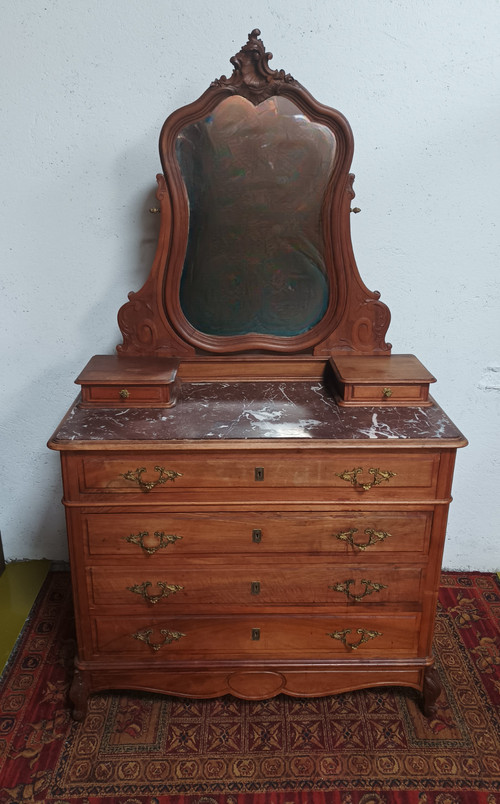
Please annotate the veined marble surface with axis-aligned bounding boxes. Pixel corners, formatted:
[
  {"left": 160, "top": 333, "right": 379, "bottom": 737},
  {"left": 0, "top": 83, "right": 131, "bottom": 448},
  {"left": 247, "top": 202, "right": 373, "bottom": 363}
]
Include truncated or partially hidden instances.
[{"left": 50, "top": 382, "right": 466, "bottom": 445}]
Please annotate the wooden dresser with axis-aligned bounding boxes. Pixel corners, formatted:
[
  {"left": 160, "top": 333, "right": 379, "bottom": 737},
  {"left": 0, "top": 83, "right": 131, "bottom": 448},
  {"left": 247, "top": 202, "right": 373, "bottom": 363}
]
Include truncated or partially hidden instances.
[{"left": 48, "top": 30, "right": 466, "bottom": 720}]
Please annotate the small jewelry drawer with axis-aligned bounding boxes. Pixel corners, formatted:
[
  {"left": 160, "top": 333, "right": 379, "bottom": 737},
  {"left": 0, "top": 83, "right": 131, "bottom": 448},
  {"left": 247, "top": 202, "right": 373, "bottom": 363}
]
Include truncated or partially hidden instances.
[
  {"left": 330, "top": 354, "right": 436, "bottom": 407},
  {"left": 76, "top": 355, "right": 179, "bottom": 409},
  {"left": 81, "top": 384, "right": 177, "bottom": 408}
]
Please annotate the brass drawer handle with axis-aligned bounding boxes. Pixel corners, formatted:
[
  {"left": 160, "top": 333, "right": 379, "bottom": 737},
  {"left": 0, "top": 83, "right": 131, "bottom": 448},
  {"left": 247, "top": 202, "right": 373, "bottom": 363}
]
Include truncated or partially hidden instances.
[
  {"left": 327, "top": 628, "right": 382, "bottom": 651},
  {"left": 329, "top": 578, "right": 387, "bottom": 601},
  {"left": 127, "top": 581, "right": 184, "bottom": 604},
  {"left": 382, "top": 387, "right": 392, "bottom": 398},
  {"left": 119, "top": 388, "right": 130, "bottom": 399},
  {"left": 334, "top": 528, "right": 390, "bottom": 551},
  {"left": 121, "top": 466, "right": 183, "bottom": 492},
  {"left": 336, "top": 467, "right": 396, "bottom": 490},
  {"left": 132, "top": 628, "right": 185, "bottom": 652},
  {"left": 124, "top": 530, "right": 182, "bottom": 554}
]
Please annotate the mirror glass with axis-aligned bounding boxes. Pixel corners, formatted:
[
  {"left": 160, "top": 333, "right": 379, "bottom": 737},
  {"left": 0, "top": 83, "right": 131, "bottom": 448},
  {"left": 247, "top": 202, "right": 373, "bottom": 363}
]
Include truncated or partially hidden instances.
[{"left": 175, "top": 95, "right": 336, "bottom": 337}]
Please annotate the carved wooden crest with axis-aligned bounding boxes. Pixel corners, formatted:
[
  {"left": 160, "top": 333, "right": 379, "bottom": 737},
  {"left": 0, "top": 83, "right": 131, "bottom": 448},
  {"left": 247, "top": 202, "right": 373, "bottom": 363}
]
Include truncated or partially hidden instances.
[{"left": 211, "top": 28, "right": 298, "bottom": 103}]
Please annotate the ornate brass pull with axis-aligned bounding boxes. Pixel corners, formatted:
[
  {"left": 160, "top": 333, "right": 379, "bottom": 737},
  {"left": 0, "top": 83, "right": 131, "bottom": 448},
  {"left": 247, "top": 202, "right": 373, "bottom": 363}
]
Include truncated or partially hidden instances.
[
  {"left": 329, "top": 579, "right": 388, "bottom": 601},
  {"left": 121, "top": 466, "right": 183, "bottom": 492},
  {"left": 327, "top": 628, "right": 382, "bottom": 650},
  {"left": 336, "top": 467, "right": 396, "bottom": 491},
  {"left": 334, "top": 528, "right": 390, "bottom": 551},
  {"left": 382, "top": 387, "right": 392, "bottom": 398},
  {"left": 132, "top": 628, "right": 185, "bottom": 652},
  {"left": 124, "top": 530, "right": 182, "bottom": 554},
  {"left": 119, "top": 388, "right": 130, "bottom": 399},
  {"left": 127, "top": 581, "right": 184, "bottom": 604}
]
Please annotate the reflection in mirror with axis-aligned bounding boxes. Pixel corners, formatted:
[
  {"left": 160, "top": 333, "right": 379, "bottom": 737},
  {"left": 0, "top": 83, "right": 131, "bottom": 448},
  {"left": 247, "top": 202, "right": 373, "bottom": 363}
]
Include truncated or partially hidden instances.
[{"left": 176, "top": 96, "right": 336, "bottom": 337}]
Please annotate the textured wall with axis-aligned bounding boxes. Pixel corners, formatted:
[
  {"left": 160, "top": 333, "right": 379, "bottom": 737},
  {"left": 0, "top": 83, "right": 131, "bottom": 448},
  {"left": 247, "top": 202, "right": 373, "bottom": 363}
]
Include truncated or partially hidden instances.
[{"left": 1, "top": 1, "right": 499, "bottom": 568}]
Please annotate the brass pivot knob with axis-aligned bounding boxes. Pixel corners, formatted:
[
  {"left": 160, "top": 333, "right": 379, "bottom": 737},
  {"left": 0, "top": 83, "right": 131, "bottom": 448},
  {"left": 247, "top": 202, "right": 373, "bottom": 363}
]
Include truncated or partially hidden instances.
[
  {"left": 149, "top": 207, "right": 161, "bottom": 214},
  {"left": 350, "top": 207, "right": 361, "bottom": 214}
]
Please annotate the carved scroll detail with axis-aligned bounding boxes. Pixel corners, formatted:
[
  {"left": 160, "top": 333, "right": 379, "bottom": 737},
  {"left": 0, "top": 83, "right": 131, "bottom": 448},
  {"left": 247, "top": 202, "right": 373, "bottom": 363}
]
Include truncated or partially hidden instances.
[
  {"left": 211, "top": 28, "right": 299, "bottom": 103},
  {"left": 117, "top": 174, "right": 196, "bottom": 357}
]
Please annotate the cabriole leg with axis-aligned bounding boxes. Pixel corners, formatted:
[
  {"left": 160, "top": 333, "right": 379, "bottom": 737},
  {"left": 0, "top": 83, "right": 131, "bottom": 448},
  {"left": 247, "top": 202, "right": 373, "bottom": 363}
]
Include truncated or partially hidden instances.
[
  {"left": 69, "top": 667, "right": 90, "bottom": 722},
  {"left": 422, "top": 664, "right": 441, "bottom": 717}
]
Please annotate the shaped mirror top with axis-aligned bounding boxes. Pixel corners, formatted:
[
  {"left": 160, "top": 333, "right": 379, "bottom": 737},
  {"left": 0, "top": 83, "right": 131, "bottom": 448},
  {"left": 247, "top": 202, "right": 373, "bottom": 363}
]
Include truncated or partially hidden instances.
[{"left": 117, "top": 28, "right": 391, "bottom": 358}]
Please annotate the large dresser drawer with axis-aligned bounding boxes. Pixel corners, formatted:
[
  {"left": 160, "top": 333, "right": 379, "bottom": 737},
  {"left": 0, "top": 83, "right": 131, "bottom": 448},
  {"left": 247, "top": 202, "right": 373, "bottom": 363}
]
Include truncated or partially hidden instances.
[
  {"left": 82, "top": 510, "right": 433, "bottom": 558},
  {"left": 91, "top": 613, "right": 421, "bottom": 659},
  {"left": 87, "top": 565, "right": 425, "bottom": 609},
  {"left": 69, "top": 450, "right": 442, "bottom": 502}
]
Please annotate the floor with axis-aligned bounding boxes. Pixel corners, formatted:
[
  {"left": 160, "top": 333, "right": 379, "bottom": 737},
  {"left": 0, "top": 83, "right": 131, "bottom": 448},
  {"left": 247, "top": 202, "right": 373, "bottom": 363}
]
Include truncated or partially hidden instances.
[{"left": 0, "top": 560, "right": 51, "bottom": 674}]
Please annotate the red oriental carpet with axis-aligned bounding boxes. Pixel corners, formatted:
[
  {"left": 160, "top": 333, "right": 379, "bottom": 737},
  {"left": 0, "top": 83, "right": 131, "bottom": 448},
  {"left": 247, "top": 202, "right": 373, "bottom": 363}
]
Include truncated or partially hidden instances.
[{"left": 0, "top": 572, "right": 499, "bottom": 804}]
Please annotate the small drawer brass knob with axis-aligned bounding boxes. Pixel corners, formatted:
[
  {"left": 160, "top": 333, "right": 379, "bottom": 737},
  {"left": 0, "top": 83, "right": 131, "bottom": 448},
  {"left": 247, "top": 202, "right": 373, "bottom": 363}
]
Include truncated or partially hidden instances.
[
  {"left": 382, "top": 387, "right": 392, "bottom": 398},
  {"left": 119, "top": 389, "right": 130, "bottom": 399}
]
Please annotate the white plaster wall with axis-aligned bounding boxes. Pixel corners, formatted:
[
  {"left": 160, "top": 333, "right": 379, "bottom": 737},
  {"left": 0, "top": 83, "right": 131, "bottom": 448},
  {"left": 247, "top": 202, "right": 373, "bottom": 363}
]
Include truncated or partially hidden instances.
[{"left": 1, "top": 1, "right": 499, "bottom": 569}]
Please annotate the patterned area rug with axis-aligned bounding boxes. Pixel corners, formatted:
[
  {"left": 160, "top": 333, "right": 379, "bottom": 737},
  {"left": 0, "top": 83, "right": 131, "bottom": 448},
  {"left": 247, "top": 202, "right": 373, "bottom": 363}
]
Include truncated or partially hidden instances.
[{"left": 0, "top": 572, "right": 498, "bottom": 804}]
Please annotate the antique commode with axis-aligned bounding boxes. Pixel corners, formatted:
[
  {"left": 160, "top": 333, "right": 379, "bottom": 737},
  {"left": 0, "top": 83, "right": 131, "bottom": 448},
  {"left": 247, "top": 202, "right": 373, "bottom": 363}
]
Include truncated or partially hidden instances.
[{"left": 48, "top": 30, "right": 466, "bottom": 721}]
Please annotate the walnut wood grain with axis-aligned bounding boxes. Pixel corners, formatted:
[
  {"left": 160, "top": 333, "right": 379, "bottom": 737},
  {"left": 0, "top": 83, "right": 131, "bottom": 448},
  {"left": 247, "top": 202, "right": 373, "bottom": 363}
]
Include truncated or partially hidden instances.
[
  {"left": 75, "top": 450, "right": 439, "bottom": 497},
  {"left": 80, "top": 509, "right": 433, "bottom": 559},
  {"left": 88, "top": 564, "right": 424, "bottom": 608},
  {"left": 90, "top": 612, "right": 420, "bottom": 659}
]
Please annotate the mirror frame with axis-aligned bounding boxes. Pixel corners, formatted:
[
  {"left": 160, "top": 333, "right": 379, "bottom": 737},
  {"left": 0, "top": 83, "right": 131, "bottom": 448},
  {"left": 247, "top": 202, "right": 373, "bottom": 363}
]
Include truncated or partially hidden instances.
[{"left": 117, "top": 30, "right": 391, "bottom": 358}]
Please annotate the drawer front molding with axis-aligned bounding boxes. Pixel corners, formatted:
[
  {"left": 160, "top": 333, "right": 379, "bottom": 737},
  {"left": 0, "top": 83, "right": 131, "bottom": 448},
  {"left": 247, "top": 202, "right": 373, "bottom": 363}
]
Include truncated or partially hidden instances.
[
  {"left": 82, "top": 511, "right": 434, "bottom": 558},
  {"left": 92, "top": 613, "right": 421, "bottom": 658},
  {"left": 87, "top": 566, "right": 424, "bottom": 608},
  {"left": 73, "top": 451, "right": 441, "bottom": 501}
]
